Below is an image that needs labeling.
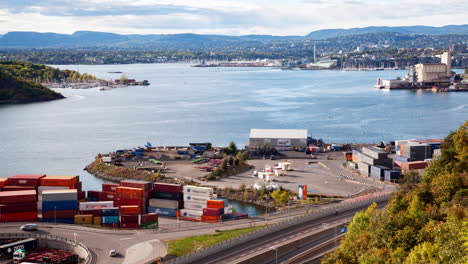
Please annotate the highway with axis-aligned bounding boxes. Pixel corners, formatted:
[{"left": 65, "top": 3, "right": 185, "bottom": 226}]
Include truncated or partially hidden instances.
[{"left": 194, "top": 201, "right": 387, "bottom": 264}]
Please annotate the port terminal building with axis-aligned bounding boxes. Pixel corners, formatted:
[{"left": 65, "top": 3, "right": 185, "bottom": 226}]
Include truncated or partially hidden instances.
[{"left": 248, "top": 129, "right": 308, "bottom": 148}]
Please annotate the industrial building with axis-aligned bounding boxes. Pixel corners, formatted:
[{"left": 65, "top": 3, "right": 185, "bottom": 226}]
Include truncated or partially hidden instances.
[
  {"left": 414, "top": 51, "right": 452, "bottom": 83},
  {"left": 248, "top": 129, "right": 308, "bottom": 148}
]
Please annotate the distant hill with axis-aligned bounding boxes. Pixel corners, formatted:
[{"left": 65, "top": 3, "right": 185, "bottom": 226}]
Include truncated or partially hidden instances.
[
  {"left": 0, "top": 70, "right": 64, "bottom": 103},
  {"left": 306, "top": 24, "right": 468, "bottom": 39}
]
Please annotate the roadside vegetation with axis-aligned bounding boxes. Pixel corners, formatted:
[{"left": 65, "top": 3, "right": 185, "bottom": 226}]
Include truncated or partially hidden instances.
[
  {"left": 322, "top": 120, "right": 468, "bottom": 264},
  {"left": 166, "top": 226, "right": 265, "bottom": 257},
  {"left": 85, "top": 160, "right": 165, "bottom": 182},
  {"left": 205, "top": 142, "right": 252, "bottom": 180}
]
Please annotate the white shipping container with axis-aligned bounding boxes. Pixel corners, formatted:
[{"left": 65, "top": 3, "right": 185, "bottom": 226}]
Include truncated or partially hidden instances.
[
  {"left": 79, "top": 201, "right": 114, "bottom": 211},
  {"left": 38, "top": 186, "right": 70, "bottom": 194},
  {"left": 41, "top": 190, "right": 77, "bottom": 201},
  {"left": 183, "top": 194, "right": 212, "bottom": 203},
  {"left": 183, "top": 201, "right": 206, "bottom": 210},
  {"left": 183, "top": 185, "right": 214, "bottom": 196},
  {"left": 149, "top": 198, "right": 179, "bottom": 209},
  {"left": 180, "top": 209, "right": 203, "bottom": 218}
]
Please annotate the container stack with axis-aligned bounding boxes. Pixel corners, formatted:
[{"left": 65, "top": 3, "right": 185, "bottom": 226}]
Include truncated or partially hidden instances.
[
  {"left": 140, "top": 213, "right": 158, "bottom": 229},
  {"left": 39, "top": 175, "right": 84, "bottom": 204},
  {"left": 0, "top": 190, "right": 38, "bottom": 222},
  {"left": 384, "top": 170, "right": 402, "bottom": 183},
  {"left": 181, "top": 185, "right": 213, "bottom": 221},
  {"left": 354, "top": 147, "right": 392, "bottom": 179},
  {"left": 101, "top": 207, "right": 120, "bottom": 228},
  {"left": 78, "top": 201, "right": 114, "bottom": 225},
  {"left": 202, "top": 200, "right": 224, "bottom": 223},
  {"left": 149, "top": 183, "right": 183, "bottom": 217},
  {"left": 4, "top": 174, "right": 45, "bottom": 192},
  {"left": 396, "top": 139, "right": 441, "bottom": 161},
  {"left": 40, "top": 190, "right": 78, "bottom": 224}
]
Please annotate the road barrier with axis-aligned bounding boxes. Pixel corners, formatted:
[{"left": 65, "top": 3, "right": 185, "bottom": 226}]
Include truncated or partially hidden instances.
[
  {"left": 0, "top": 232, "right": 95, "bottom": 264},
  {"left": 163, "top": 192, "right": 391, "bottom": 264}
]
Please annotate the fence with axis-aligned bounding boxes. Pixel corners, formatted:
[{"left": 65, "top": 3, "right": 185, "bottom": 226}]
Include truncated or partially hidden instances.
[
  {"left": 164, "top": 192, "right": 391, "bottom": 264},
  {"left": 0, "top": 232, "right": 95, "bottom": 264}
]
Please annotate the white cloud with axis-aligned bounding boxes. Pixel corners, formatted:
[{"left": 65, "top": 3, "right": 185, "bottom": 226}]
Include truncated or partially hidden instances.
[{"left": 0, "top": 0, "right": 466, "bottom": 35}]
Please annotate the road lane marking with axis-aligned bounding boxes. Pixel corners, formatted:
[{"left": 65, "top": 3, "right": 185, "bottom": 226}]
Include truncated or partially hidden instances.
[{"left": 120, "top": 237, "right": 135, "bottom": 241}]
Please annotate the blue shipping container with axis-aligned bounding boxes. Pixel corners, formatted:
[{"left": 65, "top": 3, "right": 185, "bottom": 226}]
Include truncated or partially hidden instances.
[
  {"left": 221, "top": 214, "right": 239, "bottom": 221},
  {"left": 41, "top": 218, "right": 75, "bottom": 224},
  {"left": 194, "top": 146, "right": 206, "bottom": 151},
  {"left": 213, "top": 198, "right": 229, "bottom": 206},
  {"left": 384, "top": 170, "right": 402, "bottom": 182},
  {"left": 102, "top": 216, "right": 119, "bottom": 224},
  {"left": 177, "top": 151, "right": 189, "bottom": 155},
  {"left": 42, "top": 201, "right": 78, "bottom": 211},
  {"left": 147, "top": 207, "right": 177, "bottom": 217},
  {"left": 101, "top": 208, "right": 119, "bottom": 216}
]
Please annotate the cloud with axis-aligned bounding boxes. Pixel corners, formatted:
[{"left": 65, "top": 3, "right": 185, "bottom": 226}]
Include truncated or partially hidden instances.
[{"left": 0, "top": 0, "right": 466, "bottom": 35}]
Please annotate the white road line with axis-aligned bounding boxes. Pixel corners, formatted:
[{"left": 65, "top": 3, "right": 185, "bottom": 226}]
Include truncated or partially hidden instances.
[{"left": 119, "top": 237, "right": 135, "bottom": 241}]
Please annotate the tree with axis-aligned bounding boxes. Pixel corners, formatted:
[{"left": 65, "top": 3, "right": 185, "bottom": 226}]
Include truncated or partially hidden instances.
[
  {"left": 120, "top": 74, "right": 128, "bottom": 84},
  {"left": 404, "top": 242, "right": 441, "bottom": 264},
  {"left": 224, "top": 141, "right": 238, "bottom": 155},
  {"left": 270, "top": 189, "right": 290, "bottom": 204}
]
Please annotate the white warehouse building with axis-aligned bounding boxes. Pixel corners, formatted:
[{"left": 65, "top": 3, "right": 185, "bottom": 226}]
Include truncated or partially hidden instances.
[{"left": 248, "top": 129, "right": 308, "bottom": 148}]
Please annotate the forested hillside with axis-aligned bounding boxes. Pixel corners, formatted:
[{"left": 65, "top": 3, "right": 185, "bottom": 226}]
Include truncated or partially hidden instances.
[
  {"left": 323, "top": 121, "right": 468, "bottom": 264},
  {"left": 0, "top": 70, "right": 64, "bottom": 103}
]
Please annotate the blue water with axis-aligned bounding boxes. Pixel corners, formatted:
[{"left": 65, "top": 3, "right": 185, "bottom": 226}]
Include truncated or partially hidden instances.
[{"left": 0, "top": 64, "right": 466, "bottom": 190}]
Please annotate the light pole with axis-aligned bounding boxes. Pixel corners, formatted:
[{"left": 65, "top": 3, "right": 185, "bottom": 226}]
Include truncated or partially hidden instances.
[
  {"left": 287, "top": 200, "right": 290, "bottom": 221},
  {"left": 269, "top": 246, "right": 278, "bottom": 264}
]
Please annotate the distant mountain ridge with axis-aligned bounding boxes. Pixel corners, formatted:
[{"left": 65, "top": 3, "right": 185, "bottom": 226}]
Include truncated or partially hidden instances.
[{"left": 0, "top": 24, "right": 466, "bottom": 49}]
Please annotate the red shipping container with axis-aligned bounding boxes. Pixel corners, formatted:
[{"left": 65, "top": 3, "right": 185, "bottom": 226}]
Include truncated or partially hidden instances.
[
  {"left": 119, "top": 205, "right": 140, "bottom": 215},
  {"left": 203, "top": 208, "right": 221, "bottom": 217},
  {"left": 121, "top": 180, "right": 151, "bottom": 191},
  {"left": 99, "top": 191, "right": 116, "bottom": 201},
  {"left": 0, "top": 178, "right": 8, "bottom": 188},
  {"left": 202, "top": 215, "right": 219, "bottom": 223},
  {"left": 78, "top": 191, "right": 86, "bottom": 201},
  {"left": 1, "top": 186, "right": 37, "bottom": 192},
  {"left": 74, "top": 181, "right": 82, "bottom": 192},
  {"left": 0, "top": 190, "right": 37, "bottom": 204},
  {"left": 115, "top": 198, "right": 144, "bottom": 207},
  {"left": 116, "top": 187, "right": 144, "bottom": 200},
  {"left": 8, "top": 174, "right": 45, "bottom": 186},
  {"left": 153, "top": 183, "right": 183, "bottom": 193},
  {"left": 400, "top": 161, "right": 428, "bottom": 170},
  {"left": 141, "top": 213, "right": 158, "bottom": 224},
  {"left": 42, "top": 210, "right": 77, "bottom": 218},
  {"left": 121, "top": 223, "right": 138, "bottom": 229},
  {"left": 101, "top": 223, "right": 119, "bottom": 228},
  {"left": 0, "top": 202, "right": 37, "bottom": 213},
  {"left": 121, "top": 215, "right": 139, "bottom": 223},
  {"left": 102, "top": 183, "right": 119, "bottom": 193},
  {"left": 40, "top": 176, "right": 78, "bottom": 187},
  {"left": 207, "top": 200, "right": 224, "bottom": 209},
  {"left": 87, "top": 190, "right": 101, "bottom": 199},
  {"left": 0, "top": 211, "right": 38, "bottom": 222}
]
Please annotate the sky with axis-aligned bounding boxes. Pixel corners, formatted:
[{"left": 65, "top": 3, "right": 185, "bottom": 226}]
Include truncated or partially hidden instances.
[{"left": 0, "top": 0, "right": 467, "bottom": 36}]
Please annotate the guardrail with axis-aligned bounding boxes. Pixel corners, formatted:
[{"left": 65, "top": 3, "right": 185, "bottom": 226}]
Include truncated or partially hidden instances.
[
  {"left": 0, "top": 233, "right": 95, "bottom": 264},
  {"left": 164, "top": 192, "right": 391, "bottom": 264}
]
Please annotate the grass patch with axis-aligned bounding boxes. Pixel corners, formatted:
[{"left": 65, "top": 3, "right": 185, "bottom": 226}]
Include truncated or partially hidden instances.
[{"left": 166, "top": 226, "right": 265, "bottom": 257}]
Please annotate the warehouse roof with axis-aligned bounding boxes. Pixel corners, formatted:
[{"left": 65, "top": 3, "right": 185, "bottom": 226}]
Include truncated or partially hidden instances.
[{"left": 249, "top": 129, "right": 308, "bottom": 139}]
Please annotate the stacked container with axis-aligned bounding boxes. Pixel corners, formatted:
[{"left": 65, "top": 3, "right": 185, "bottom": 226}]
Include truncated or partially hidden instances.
[
  {"left": 149, "top": 183, "right": 183, "bottom": 217},
  {"left": 40, "top": 190, "right": 78, "bottom": 224},
  {"left": 0, "top": 190, "right": 38, "bottom": 222},
  {"left": 79, "top": 201, "right": 114, "bottom": 225},
  {"left": 202, "top": 200, "right": 224, "bottom": 223},
  {"left": 140, "top": 213, "right": 158, "bottom": 229},
  {"left": 0, "top": 178, "right": 8, "bottom": 188},
  {"left": 384, "top": 170, "right": 402, "bottom": 183},
  {"left": 101, "top": 207, "right": 119, "bottom": 227},
  {"left": 181, "top": 185, "right": 213, "bottom": 221},
  {"left": 4, "top": 174, "right": 45, "bottom": 192}
]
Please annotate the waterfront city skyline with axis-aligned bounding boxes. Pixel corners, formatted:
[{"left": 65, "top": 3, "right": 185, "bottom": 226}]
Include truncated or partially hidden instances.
[{"left": 0, "top": 0, "right": 467, "bottom": 35}]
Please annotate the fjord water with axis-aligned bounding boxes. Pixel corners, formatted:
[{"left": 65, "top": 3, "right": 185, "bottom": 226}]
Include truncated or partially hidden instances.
[{"left": 0, "top": 64, "right": 466, "bottom": 189}]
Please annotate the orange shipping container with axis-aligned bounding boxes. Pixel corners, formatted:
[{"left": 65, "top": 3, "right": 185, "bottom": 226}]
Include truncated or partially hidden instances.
[
  {"left": 207, "top": 200, "right": 224, "bottom": 209},
  {"left": 116, "top": 187, "right": 144, "bottom": 200},
  {"left": 40, "top": 176, "right": 78, "bottom": 187},
  {"left": 202, "top": 215, "right": 219, "bottom": 223},
  {"left": 0, "top": 178, "right": 8, "bottom": 188},
  {"left": 119, "top": 205, "right": 141, "bottom": 215}
]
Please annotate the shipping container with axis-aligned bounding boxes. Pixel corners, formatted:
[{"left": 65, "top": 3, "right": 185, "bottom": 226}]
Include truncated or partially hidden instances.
[
  {"left": 221, "top": 214, "right": 240, "bottom": 221},
  {"left": 370, "top": 165, "right": 387, "bottom": 181},
  {"left": 79, "top": 201, "right": 114, "bottom": 211},
  {"left": 120, "top": 215, "right": 139, "bottom": 224},
  {"left": 149, "top": 198, "right": 180, "bottom": 209},
  {"left": 120, "top": 180, "right": 152, "bottom": 191},
  {"left": 393, "top": 155, "right": 409, "bottom": 163},
  {"left": 203, "top": 208, "right": 223, "bottom": 217},
  {"left": 42, "top": 200, "right": 78, "bottom": 211},
  {"left": 351, "top": 150, "right": 361, "bottom": 163},
  {"left": 102, "top": 216, "right": 119, "bottom": 224},
  {"left": 41, "top": 217, "right": 75, "bottom": 224},
  {"left": 75, "top": 181, "right": 82, "bottom": 191},
  {"left": 183, "top": 201, "right": 206, "bottom": 210},
  {"left": 115, "top": 198, "right": 144, "bottom": 207},
  {"left": 8, "top": 174, "right": 45, "bottom": 186},
  {"left": 0, "top": 202, "right": 37, "bottom": 213},
  {"left": 116, "top": 187, "right": 144, "bottom": 200},
  {"left": 0, "top": 238, "right": 37, "bottom": 257},
  {"left": 0, "top": 190, "right": 37, "bottom": 204},
  {"left": 102, "top": 183, "right": 119, "bottom": 193},
  {"left": 147, "top": 207, "right": 177, "bottom": 217},
  {"left": 93, "top": 216, "right": 101, "bottom": 225},
  {"left": 153, "top": 183, "right": 183, "bottom": 193},
  {"left": 119, "top": 205, "right": 140, "bottom": 215},
  {"left": 202, "top": 215, "right": 219, "bottom": 223},
  {"left": 362, "top": 146, "right": 388, "bottom": 160},
  {"left": 38, "top": 186, "right": 71, "bottom": 194},
  {"left": 41, "top": 190, "right": 78, "bottom": 202},
  {"left": 1, "top": 186, "right": 38, "bottom": 192},
  {"left": 183, "top": 185, "right": 214, "bottom": 196},
  {"left": 141, "top": 213, "right": 158, "bottom": 224},
  {"left": 151, "top": 191, "right": 183, "bottom": 201},
  {"left": 40, "top": 176, "right": 78, "bottom": 187},
  {"left": 357, "top": 162, "right": 370, "bottom": 177},
  {"left": 101, "top": 207, "right": 119, "bottom": 216},
  {"left": 42, "top": 210, "right": 77, "bottom": 218},
  {"left": 384, "top": 170, "right": 402, "bottom": 182},
  {"left": 99, "top": 191, "right": 116, "bottom": 201},
  {"left": 121, "top": 223, "right": 139, "bottom": 229},
  {"left": 0, "top": 211, "right": 38, "bottom": 222},
  {"left": 139, "top": 221, "right": 158, "bottom": 229},
  {"left": 87, "top": 190, "right": 101, "bottom": 200},
  {"left": 401, "top": 144, "right": 432, "bottom": 161},
  {"left": 206, "top": 200, "right": 224, "bottom": 209},
  {"left": 78, "top": 191, "right": 86, "bottom": 201},
  {"left": 183, "top": 195, "right": 211, "bottom": 203},
  {"left": 180, "top": 209, "right": 203, "bottom": 218},
  {"left": 74, "top": 215, "right": 93, "bottom": 224},
  {"left": 360, "top": 153, "right": 392, "bottom": 166},
  {"left": 400, "top": 161, "right": 429, "bottom": 171}
]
